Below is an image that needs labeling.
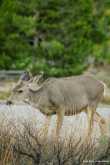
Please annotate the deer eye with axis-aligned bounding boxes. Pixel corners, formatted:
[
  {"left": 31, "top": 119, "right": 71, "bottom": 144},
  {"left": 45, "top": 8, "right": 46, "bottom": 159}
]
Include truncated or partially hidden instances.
[{"left": 17, "top": 89, "right": 23, "bottom": 93}]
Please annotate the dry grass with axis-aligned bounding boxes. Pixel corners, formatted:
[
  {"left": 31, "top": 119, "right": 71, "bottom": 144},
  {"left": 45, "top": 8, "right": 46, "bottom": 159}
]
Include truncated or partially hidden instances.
[{"left": 0, "top": 117, "right": 110, "bottom": 165}]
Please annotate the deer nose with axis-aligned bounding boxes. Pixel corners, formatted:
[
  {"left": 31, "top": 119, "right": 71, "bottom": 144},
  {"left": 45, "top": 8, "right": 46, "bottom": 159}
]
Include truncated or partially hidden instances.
[{"left": 6, "top": 100, "right": 13, "bottom": 105}]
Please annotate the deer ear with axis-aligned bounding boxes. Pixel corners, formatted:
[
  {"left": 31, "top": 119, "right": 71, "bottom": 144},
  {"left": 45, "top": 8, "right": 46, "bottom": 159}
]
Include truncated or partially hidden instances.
[
  {"left": 29, "top": 86, "right": 41, "bottom": 93},
  {"left": 28, "top": 81, "right": 42, "bottom": 92},
  {"left": 20, "top": 71, "right": 32, "bottom": 81}
]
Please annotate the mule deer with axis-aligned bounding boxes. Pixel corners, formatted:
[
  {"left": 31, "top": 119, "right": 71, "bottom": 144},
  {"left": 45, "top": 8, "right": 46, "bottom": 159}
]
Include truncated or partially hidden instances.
[{"left": 7, "top": 72, "right": 109, "bottom": 140}]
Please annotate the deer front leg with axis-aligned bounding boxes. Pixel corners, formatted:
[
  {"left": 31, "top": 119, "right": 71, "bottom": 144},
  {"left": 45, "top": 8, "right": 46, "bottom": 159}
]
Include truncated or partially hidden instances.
[
  {"left": 55, "top": 110, "right": 64, "bottom": 141},
  {"left": 85, "top": 107, "right": 95, "bottom": 141},
  {"left": 42, "top": 116, "right": 51, "bottom": 137}
]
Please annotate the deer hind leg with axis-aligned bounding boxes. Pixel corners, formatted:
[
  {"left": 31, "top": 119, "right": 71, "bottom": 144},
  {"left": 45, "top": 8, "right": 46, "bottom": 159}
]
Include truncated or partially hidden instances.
[
  {"left": 55, "top": 109, "right": 64, "bottom": 141},
  {"left": 94, "top": 112, "right": 107, "bottom": 136},
  {"left": 85, "top": 106, "right": 95, "bottom": 140}
]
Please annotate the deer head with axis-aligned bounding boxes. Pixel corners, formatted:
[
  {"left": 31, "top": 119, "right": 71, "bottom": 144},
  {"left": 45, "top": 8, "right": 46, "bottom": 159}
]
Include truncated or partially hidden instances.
[{"left": 6, "top": 71, "right": 43, "bottom": 105}]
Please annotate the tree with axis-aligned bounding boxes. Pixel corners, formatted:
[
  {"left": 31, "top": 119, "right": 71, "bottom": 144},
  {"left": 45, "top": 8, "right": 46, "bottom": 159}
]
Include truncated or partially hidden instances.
[{"left": 0, "top": 0, "right": 109, "bottom": 76}]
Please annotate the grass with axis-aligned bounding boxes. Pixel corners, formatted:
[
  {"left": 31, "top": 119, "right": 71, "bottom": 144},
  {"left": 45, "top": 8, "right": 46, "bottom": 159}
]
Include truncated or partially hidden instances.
[
  {"left": 0, "top": 79, "right": 17, "bottom": 100},
  {"left": 0, "top": 91, "right": 10, "bottom": 100},
  {"left": 0, "top": 117, "right": 110, "bottom": 165}
]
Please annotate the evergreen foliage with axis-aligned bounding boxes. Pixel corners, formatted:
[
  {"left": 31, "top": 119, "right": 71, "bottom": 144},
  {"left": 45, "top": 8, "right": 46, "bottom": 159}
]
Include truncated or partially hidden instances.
[{"left": 0, "top": 0, "right": 109, "bottom": 76}]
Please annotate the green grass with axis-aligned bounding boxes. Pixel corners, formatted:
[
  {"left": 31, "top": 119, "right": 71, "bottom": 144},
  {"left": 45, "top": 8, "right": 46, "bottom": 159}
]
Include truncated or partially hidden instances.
[{"left": 0, "top": 91, "right": 10, "bottom": 100}]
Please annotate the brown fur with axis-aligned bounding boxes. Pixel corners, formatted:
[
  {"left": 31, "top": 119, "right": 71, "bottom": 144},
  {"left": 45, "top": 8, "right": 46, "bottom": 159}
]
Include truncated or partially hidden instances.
[{"left": 8, "top": 75, "right": 107, "bottom": 140}]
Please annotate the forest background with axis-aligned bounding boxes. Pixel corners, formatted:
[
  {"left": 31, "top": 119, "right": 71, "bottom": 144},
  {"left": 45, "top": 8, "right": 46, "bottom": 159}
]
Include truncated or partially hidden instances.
[{"left": 0, "top": 0, "right": 110, "bottom": 77}]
